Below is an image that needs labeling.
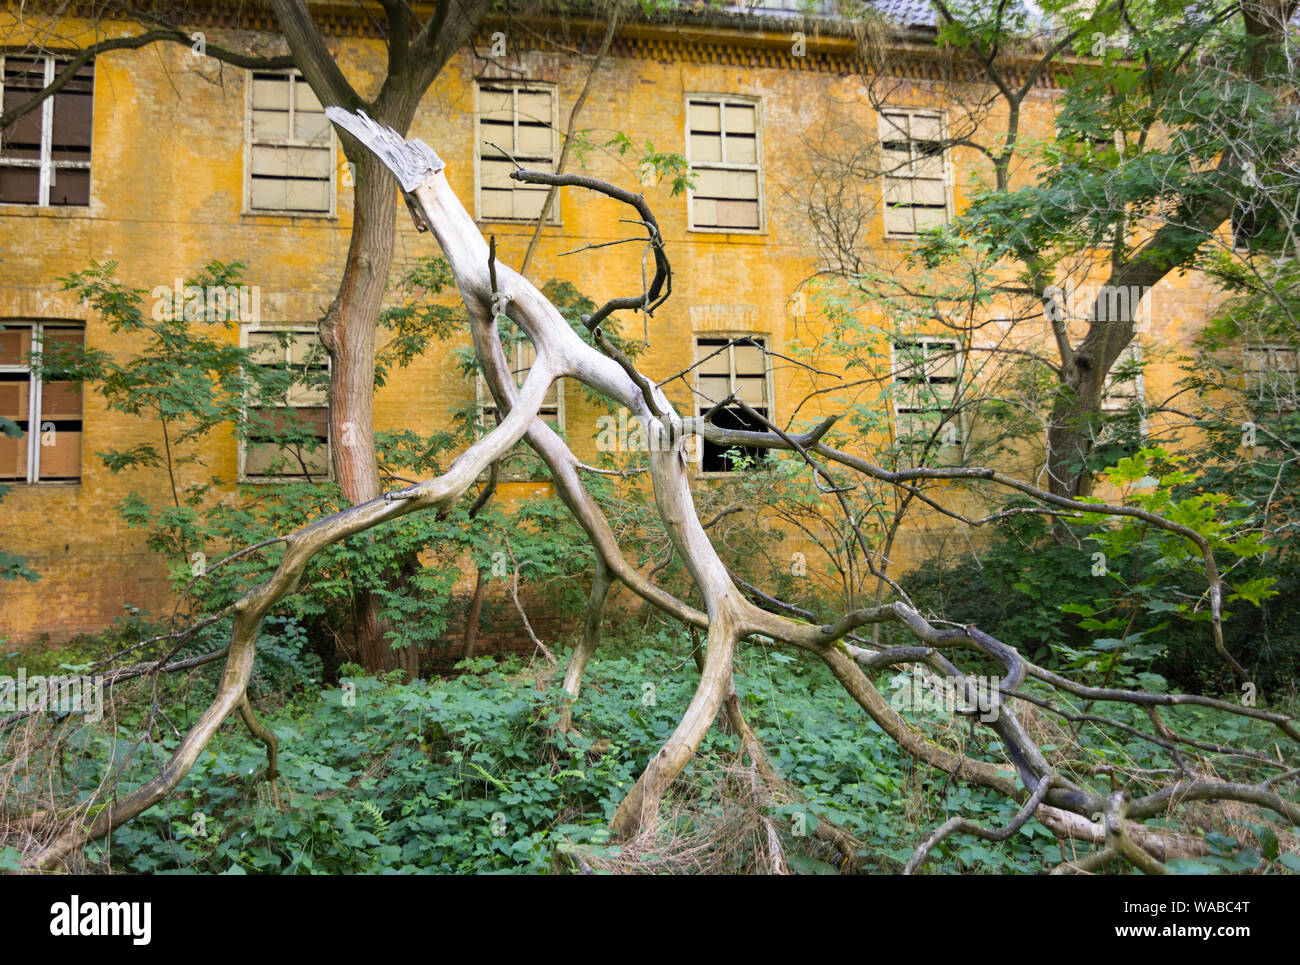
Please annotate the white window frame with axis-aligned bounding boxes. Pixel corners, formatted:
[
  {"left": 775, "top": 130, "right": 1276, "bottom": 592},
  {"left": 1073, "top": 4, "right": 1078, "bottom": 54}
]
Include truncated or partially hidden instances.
[
  {"left": 1243, "top": 343, "right": 1299, "bottom": 411},
  {"left": 473, "top": 80, "right": 560, "bottom": 224},
  {"left": 476, "top": 339, "right": 565, "bottom": 430},
  {"left": 878, "top": 108, "right": 952, "bottom": 239},
  {"left": 243, "top": 69, "right": 337, "bottom": 217},
  {"left": 890, "top": 337, "right": 965, "bottom": 452},
  {"left": 1099, "top": 341, "right": 1149, "bottom": 440},
  {"left": 0, "top": 320, "right": 84, "bottom": 484},
  {"left": 692, "top": 333, "right": 774, "bottom": 475},
  {"left": 685, "top": 94, "right": 765, "bottom": 233},
  {"left": 238, "top": 325, "right": 332, "bottom": 483},
  {"left": 0, "top": 54, "right": 93, "bottom": 207}
]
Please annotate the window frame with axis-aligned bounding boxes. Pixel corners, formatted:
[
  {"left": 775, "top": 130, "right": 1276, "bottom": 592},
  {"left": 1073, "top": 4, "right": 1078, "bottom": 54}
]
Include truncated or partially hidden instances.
[
  {"left": 237, "top": 325, "right": 333, "bottom": 484},
  {"left": 0, "top": 53, "right": 94, "bottom": 208},
  {"left": 692, "top": 333, "right": 775, "bottom": 476},
  {"left": 1243, "top": 342, "right": 1299, "bottom": 412},
  {"left": 889, "top": 337, "right": 965, "bottom": 454},
  {"left": 473, "top": 80, "right": 560, "bottom": 225},
  {"left": 1098, "top": 340, "right": 1150, "bottom": 441},
  {"left": 476, "top": 338, "right": 565, "bottom": 431},
  {"left": 242, "top": 69, "right": 338, "bottom": 218},
  {"left": 476, "top": 336, "right": 564, "bottom": 482},
  {"left": 878, "top": 108, "right": 952, "bottom": 240},
  {"left": 0, "top": 319, "right": 85, "bottom": 484},
  {"left": 684, "top": 93, "right": 766, "bottom": 234}
]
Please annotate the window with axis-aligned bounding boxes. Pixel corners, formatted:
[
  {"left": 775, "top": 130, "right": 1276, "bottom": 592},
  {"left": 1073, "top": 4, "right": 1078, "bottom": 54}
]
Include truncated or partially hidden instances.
[
  {"left": 693, "top": 335, "right": 772, "bottom": 473},
  {"left": 0, "top": 321, "right": 83, "bottom": 482},
  {"left": 1101, "top": 342, "right": 1146, "bottom": 413},
  {"left": 1231, "top": 201, "right": 1276, "bottom": 254},
  {"left": 891, "top": 338, "right": 962, "bottom": 453},
  {"left": 240, "top": 328, "right": 330, "bottom": 481},
  {"left": 686, "top": 96, "right": 763, "bottom": 231},
  {"left": 478, "top": 338, "right": 563, "bottom": 429},
  {"left": 477, "top": 336, "right": 562, "bottom": 481},
  {"left": 879, "top": 110, "right": 949, "bottom": 237},
  {"left": 0, "top": 54, "right": 93, "bottom": 206},
  {"left": 1244, "top": 343, "right": 1299, "bottom": 411},
  {"left": 475, "top": 82, "right": 557, "bottom": 222},
  {"left": 245, "top": 71, "right": 334, "bottom": 214}
]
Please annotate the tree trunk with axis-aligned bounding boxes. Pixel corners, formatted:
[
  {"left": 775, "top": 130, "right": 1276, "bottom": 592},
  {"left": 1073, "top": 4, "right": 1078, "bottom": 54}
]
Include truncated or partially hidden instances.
[
  {"left": 320, "top": 152, "right": 421, "bottom": 676},
  {"left": 461, "top": 569, "right": 488, "bottom": 660},
  {"left": 269, "top": 0, "right": 494, "bottom": 676}
]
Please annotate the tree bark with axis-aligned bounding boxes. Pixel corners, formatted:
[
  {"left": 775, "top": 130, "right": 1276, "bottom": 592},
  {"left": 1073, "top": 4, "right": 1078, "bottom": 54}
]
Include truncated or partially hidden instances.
[{"left": 269, "top": 0, "right": 492, "bottom": 674}]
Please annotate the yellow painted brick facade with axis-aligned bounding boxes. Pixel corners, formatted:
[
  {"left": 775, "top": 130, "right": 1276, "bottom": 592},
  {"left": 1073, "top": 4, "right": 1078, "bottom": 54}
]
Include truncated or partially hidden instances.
[{"left": 0, "top": 9, "right": 1235, "bottom": 645}]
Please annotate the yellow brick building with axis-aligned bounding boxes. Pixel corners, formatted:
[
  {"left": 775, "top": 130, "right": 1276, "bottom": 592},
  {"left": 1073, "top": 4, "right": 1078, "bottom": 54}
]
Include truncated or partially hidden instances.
[{"left": 0, "top": 2, "right": 1237, "bottom": 646}]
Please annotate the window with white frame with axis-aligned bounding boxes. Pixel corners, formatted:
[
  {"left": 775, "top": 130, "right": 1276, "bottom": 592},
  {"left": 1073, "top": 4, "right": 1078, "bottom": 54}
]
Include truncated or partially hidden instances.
[
  {"left": 686, "top": 96, "right": 763, "bottom": 231},
  {"left": 1101, "top": 342, "right": 1146, "bottom": 413},
  {"left": 891, "top": 338, "right": 963, "bottom": 452},
  {"left": 478, "top": 337, "right": 563, "bottom": 430},
  {"left": 693, "top": 335, "right": 772, "bottom": 472},
  {"left": 246, "top": 71, "right": 335, "bottom": 214},
  {"left": 0, "top": 321, "right": 83, "bottom": 482},
  {"left": 241, "top": 328, "right": 330, "bottom": 481},
  {"left": 0, "top": 55, "right": 93, "bottom": 206},
  {"left": 1244, "top": 343, "right": 1299, "bottom": 411},
  {"left": 879, "top": 110, "right": 949, "bottom": 237},
  {"left": 477, "top": 335, "right": 562, "bottom": 481},
  {"left": 475, "top": 82, "right": 558, "bottom": 222}
]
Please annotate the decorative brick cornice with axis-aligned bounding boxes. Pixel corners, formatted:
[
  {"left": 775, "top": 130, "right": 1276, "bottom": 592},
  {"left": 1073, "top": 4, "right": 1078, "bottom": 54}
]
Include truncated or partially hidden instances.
[{"left": 6, "top": 1, "right": 1072, "bottom": 87}]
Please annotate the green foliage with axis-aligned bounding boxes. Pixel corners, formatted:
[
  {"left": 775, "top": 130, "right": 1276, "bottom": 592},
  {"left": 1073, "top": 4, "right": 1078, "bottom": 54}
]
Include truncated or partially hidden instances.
[
  {"left": 903, "top": 449, "right": 1300, "bottom": 696},
  {"left": 19, "top": 626, "right": 1278, "bottom": 875}
]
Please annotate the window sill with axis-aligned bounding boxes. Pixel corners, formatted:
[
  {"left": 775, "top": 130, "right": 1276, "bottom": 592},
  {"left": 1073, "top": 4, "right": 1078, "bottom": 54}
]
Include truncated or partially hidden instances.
[
  {"left": 0, "top": 204, "right": 93, "bottom": 217},
  {"left": 687, "top": 226, "right": 767, "bottom": 240},
  {"left": 238, "top": 476, "right": 332, "bottom": 485},
  {"left": 474, "top": 218, "right": 563, "bottom": 229},
  {"left": 240, "top": 210, "right": 339, "bottom": 224}
]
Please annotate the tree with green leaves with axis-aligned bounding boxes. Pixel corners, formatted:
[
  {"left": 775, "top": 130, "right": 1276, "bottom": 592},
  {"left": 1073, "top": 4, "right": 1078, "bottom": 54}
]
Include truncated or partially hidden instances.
[{"left": 795, "top": 0, "right": 1298, "bottom": 504}]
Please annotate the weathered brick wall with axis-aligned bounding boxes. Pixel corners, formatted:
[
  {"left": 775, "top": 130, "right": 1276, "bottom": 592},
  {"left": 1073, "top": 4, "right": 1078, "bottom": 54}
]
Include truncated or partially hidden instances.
[{"left": 0, "top": 9, "right": 1236, "bottom": 646}]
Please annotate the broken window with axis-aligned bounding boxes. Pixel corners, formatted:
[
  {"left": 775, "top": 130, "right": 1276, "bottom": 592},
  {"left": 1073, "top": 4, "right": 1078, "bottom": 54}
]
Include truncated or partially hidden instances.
[
  {"left": 694, "top": 335, "right": 772, "bottom": 472},
  {"left": 891, "top": 337, "right": 963, "bottom": 455}
]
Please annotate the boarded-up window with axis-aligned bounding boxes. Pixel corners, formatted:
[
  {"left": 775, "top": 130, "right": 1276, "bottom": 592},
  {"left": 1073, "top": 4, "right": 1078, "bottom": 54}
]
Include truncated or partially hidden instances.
[
  {"left": 0, "top": 321, "right": 83, "bottom": 482},
  {"left": 241, "top": 328, "right": 330, "bottom": 481},
  {"left": 693, "top": 335, "right": 771, "bottom": 472},
  {"left": 686, "top": 97, "right": 762, "bottom": 231},
  {"left": 891, "top": 338, "right": 962, "bottom": 452},
  {"left": 0, "top": 55, "right": 93, "bottom": 206},
  {"left": 476, "top": 83, "right": 557, "bottom": 222},
  {"left": 246, "top": 71, "right": 334, "bottom": 214},
  {"left": 880, "top": 111, "right": 949, "bottom": 237},
  {"left": 1244, "top": 343, "right": 1299, "bottom": 411}
]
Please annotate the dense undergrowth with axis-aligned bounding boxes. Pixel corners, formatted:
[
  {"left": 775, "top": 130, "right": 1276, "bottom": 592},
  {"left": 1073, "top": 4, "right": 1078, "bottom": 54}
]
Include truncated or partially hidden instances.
[{"left": 2, "top": 622, "right": 1296, "bottom": 875}]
